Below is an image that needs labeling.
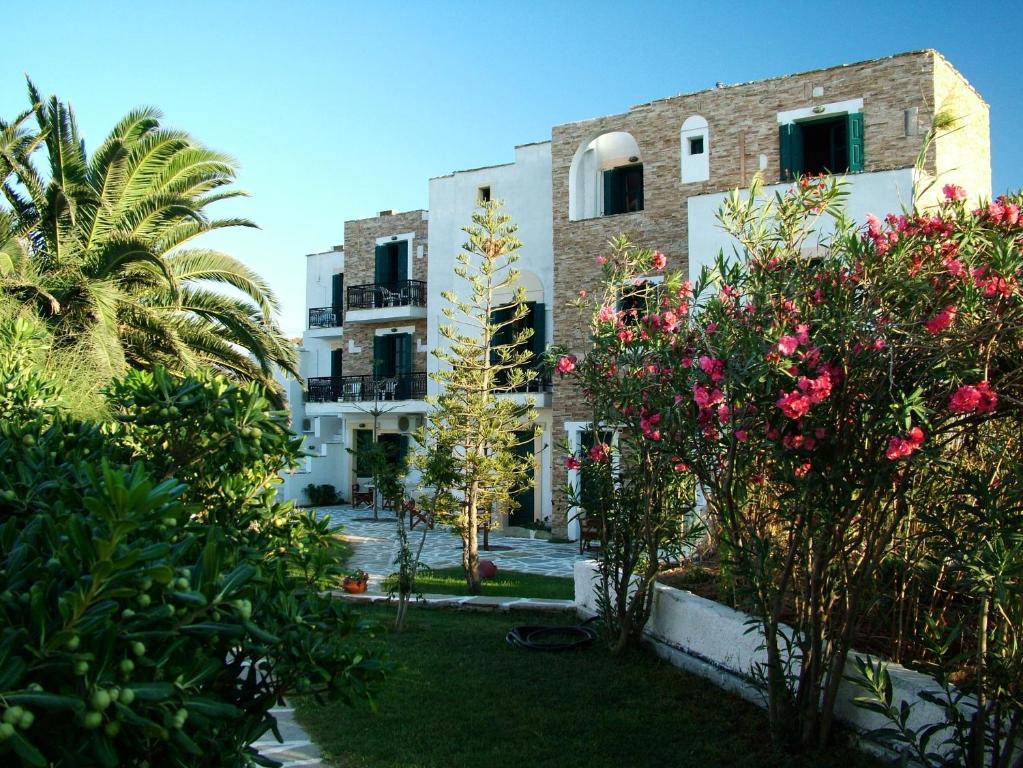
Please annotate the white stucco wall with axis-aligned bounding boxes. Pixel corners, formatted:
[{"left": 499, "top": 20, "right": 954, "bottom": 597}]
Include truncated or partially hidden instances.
[
  {"left": 427, "top": 141, "right": 555, "bottom": 523},
  {"left": 686, "top": 168, "right": 916, "bottom": 284}
]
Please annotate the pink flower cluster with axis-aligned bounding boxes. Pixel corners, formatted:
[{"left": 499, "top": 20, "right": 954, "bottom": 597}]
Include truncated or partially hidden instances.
[
  {"left": 698, "top": 355, "right": 725, "bottom": 382},
  {"left": 556, "top": 355, "right": 577, "bottom": 375},
  {"left": 943, "top": 184, "right": 967, "bottom": 202},
  {"left": 924, "top": 305, "right": 957, "bottom": 334},
  {"left": 640, "top": 409, "right": 662, "bottom": 441},
  {"left": 776, "top": 369, "right": 834, "bottom": 420},
  {"left": 651, "top": 250, "right": 667, "bottom": 270},
  {"left": 949, "top": 381, "right": 998, "bottom": 415},
  {"left": 564, "top": 456, "right": 581, "bottom": 471},
  {"left": 886, "top": 426, "right": 925, "bottom": 461},
  {"left": 589, "top": 443, "right": 611, "bottom": 463},
  {"left": 977, "top": 197, "right": 1022, "bottom": 227}
]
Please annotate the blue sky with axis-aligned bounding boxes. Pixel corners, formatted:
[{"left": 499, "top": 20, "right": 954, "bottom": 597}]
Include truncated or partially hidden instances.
[{"left": 2, "top": 0, "right": 1019, "bottom": 335}]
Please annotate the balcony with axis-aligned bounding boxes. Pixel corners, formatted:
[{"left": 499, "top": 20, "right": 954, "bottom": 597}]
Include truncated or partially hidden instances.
[
  {"left": 307, "top": 372, "right": 428, "bottom": 404},
  {"left": 308, "top": 306, "right": 342, "bottom": 328},
  {"left": 345, "top": 279, "right": 428, "bottom": 324}
]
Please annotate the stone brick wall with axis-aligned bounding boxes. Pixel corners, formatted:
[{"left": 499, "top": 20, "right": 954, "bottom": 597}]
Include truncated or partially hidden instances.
[
  {"left": 341, "top": 209, "right": 429, "bottom": 379},
  {"left": 547, "top": 50, "right": 988, "bottom": 536}
]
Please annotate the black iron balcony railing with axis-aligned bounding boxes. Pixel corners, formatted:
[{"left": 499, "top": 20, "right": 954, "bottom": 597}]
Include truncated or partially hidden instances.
[
  {"left": 308, "top": 306, "right": 342, "bottom": 328},
  {"left": 307, "top": 372, "right": 428, "bottom": 403},
  {"left": 346, "top": 279, "right": 427, "bottom": 311}
]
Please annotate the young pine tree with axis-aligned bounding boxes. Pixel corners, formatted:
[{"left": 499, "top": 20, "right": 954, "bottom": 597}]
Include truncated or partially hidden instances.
[{"left": 421, "top": 201, "right": 541, "bottom": 594}]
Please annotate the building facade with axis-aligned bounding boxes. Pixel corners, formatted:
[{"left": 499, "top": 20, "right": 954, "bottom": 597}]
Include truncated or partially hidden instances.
[{"left": 283, "top": 50, "right": 990, "bottom": 539}]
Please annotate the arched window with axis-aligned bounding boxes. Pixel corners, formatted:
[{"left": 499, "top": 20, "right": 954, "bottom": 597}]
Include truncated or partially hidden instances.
[
  {"left": 569, "top": 131, "right": 643, "bottom": 221},
  {"left": 681, "top": 116, "right": 709, "bottom": 183}
]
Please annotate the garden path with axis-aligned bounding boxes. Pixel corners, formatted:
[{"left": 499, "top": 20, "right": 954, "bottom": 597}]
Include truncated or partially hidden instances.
[{"left": 317, "top": 505, "right": 585, "bottom": 589}]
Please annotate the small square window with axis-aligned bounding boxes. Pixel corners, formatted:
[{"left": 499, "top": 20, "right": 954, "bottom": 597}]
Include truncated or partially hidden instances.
[
  {"left": 688, "top": 136, "right": 704, "bottom": 156},
  {"left": 478, "top": 186, "right": 491, "bottom": 203}
]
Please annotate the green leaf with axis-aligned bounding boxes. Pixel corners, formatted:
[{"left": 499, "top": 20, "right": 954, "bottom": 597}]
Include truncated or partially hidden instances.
[
  {"left": 184, "top": 696, "right": 243, "bottom": 718},
  {"left": 7, "top": 692, "right": 85, "bottom": 714},
  {"left": 10, "top": 732, "right": 47, "bottom": 767},
  {"left": 126, "top": 682, "right": 175, "bottom": 702}
]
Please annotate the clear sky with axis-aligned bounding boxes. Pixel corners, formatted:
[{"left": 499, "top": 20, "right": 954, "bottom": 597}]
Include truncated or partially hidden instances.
[{"left": 2, "top": 0, "right": 1019, "bottom": 336}]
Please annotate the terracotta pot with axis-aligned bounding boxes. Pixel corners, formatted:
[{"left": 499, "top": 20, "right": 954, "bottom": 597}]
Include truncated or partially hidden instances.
[{"left": 342, "top": 579, "right": 368, "bottom": 594}]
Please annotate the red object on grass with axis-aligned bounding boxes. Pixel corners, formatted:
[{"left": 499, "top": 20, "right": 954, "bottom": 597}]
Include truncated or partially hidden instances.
[{"left": 479, "top": 560, "right": 498, "bottom": 579}]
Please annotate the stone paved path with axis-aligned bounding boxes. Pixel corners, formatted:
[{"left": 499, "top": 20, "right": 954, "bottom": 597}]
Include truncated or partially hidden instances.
[
  {"left": 255, "top": 704, "right": 322, "bottom": 767},
  {"left": 318, "top": 505, "right": 586, "bottom": 590}
]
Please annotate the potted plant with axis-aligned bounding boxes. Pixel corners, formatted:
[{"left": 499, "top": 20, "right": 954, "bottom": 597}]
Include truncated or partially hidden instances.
[{"left": 342, "top": 569, "right": 369, "bottom": 594}]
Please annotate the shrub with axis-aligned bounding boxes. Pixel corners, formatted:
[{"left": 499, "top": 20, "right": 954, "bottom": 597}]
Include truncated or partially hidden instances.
[
  {"left": 303, "top": 484, "right": 339, "bottom": 506},
  {"left": 0, "top": 321, "right": 385, "bottom": 767}
]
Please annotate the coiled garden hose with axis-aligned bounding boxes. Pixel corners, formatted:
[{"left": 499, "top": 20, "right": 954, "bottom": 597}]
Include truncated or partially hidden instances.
[{"left": 505, "top": 618, "right": 599, "bottom": 651}]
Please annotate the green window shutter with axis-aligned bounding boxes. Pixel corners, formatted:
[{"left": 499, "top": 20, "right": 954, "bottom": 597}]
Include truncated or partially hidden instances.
[
  {"left": 632, "top": 165, "right": 644, "bottom": 212},
  {"left": 399, "top": 333, "right": 412, "bottom": 376},
  {"left": 530, "top": 302, "right": 546, "bottom": 361},
  {"left": 398, "top": 434, "right": 410, "bottom": 461},
  {"left": 603, "top": 169, "right": 620, "bottom": 215},
  {"left": 847, "top": 112, "right": 864, "bottom": 172},
  {"left": 373, "top": 336, "right": 385, "bottom": 377},
  {"left": 374, "top": 245, "right": 389, "bottom": 284},
  {"left": 331, "top": 273, "right": 344, "bottom": 309},
  {"left": 396, "top": 241, "right": 409, "bottom": 282},
  {"left": 779, "top": 123, "right": 804, "bottom": 180},
  {"left": 331, "top": 348, "right": 343, "bottom": 378},
  {"left": 489, "top": 306, "right": 513, "bottom": 367}
]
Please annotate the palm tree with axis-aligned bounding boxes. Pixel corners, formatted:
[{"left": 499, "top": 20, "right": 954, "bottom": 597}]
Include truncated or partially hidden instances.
[{"left": 0, "top": 79, "right": 297, "bottom": 397}]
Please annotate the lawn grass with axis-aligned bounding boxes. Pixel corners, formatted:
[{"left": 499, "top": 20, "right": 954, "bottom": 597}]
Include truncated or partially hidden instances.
[
  {"left": 294, "top": 605, "right": 884, "bottom": 768},
  {"left": 384, "top": 566, "right": 574, "bottom": 600}
]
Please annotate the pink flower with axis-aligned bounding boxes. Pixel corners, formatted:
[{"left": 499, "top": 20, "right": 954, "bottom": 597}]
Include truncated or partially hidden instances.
[
  {"left": 924, "top": 305, "right": 957, "bottom": 334},
  {"left": 705, "top": 322, "right": 718, "bottom": 334},
  {"left": 588, "top": 443, "right": 611, "bottom": 463},
  {"left": 651, "top": 250, "right": 667, "bottom": 270},
  {"left": 596, "top": 255, "right": 607, "bottom": 265},
  {"left": 597, "top": 305, "right": 615, "bottom": 323},
  {"left": 794, "top": 324, "right": 810, "bottom": 345},
  {"left": 777, "top": 335, "right": 799, "bottom": 356},
  {"left": 673, "top": 462, "right": 690, "bottom": 472},
  {"left": 949, "top": 381, "right": 998, "bottom": 415},
  {"left": 698, "top": 355, "right": 725, "bottom": 382},
  {"left": 578, "top": 289, "right": 587, "bottom": 299},
  {"left": 794, "top": 463, "right": 811, "bottom": 478},
  {"left": 943, "top": 183, "right": 967, "bottom": 202},
  {"left": 886, "top": 425, "right": 926, "bottom": 461},
  {"left": 660, "top": 310, "right": 678, "bottom": 333},
  {"left": 556, "top": 355, "right": 577, "bottom": 375},
  {"left": 776, "top": 390, "right": 812, "bottom": 420},
  {"left": 797, "top": 370, "right": 832, "bottom": 404},
  {"left": 564, "top": 456, "right": 581, "bottom": 471},
  {"left": 735, "top": 430, "right": 748, "bottom": 442}
]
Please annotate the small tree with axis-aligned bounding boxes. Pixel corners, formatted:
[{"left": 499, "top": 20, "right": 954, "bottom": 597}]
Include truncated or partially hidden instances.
[{"left": 419, "top": 201, "right": 539, "bottom": 594}]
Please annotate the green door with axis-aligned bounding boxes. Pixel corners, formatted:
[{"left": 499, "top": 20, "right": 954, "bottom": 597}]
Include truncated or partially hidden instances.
[{"left": 509, "top": 431, "right": 535, "bottom": 527}]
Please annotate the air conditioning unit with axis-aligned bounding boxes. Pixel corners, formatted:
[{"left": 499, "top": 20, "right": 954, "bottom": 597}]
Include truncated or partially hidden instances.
[
  {"left": 301, "top": 417, "right": 313, "bottom": 433},
  {"left": 397, "top": 416, "right": 411, "bottom": 432}
]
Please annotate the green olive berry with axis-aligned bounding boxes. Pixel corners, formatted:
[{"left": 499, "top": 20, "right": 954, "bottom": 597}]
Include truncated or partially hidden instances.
[
  {"left": 65, "top": 634, "right": 80, "bottom": 651},
  {"left": 104, "top": 720, "right": 121, "bottom": 737},
  {"left": 132, "top": 641, "right": 146, "bottom": 657},
  {"left": 74, "top": 660, "right": 89, "bottom": 675},
  {"left": 0, "top": 722, "right": 14, "bottom": 740},
  {"left": 137, "top": 594, "right": 151, "bottom": 608},
  {"left": 18, "top": 711, "right": 33, "bottom": 729},
  {"left": 83, "top": 711, "right": 103, "bottom": 729},
  {"left": 3, "top": 707, "right": 23, "bottom": 724},
  {"left": 119, "top": 688, "right": 135, "bottom": 706},
  {"left": 91, "top": 690, "right": 111, "bottom": 711},
  {"left": 120, "top": 659, "right": 135, "bottom": 675}
]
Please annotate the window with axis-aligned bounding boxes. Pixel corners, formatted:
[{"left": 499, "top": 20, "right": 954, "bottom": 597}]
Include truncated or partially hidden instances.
[
  {"left": 617, "top": 279, "right": 659, "bottom": 325},
  {"left": 331, "top": 273, "right": 344, "bottom": 309},
  {"left": 354, "top": 429, "right": 374, "bottom": 476},
  {"left": 603, "top": 163, "right": 644, "bottom": 216},
  {"left": 681, "top": 115, "right": 709, "bottom": 183},
  {"left": 373, "top": 240, "right": 408, "bottom": 285},
  {"left": 478, "top": 185, "right": 491, "bottom": 203},
  {"left": 779, "top": 112, "right": 864, "bottom": 180},
  {"left": 490, "top": 302, "right": 546, "bottom": 387},
  {"left": 330, "top": 348, "right": 343, "bottom": 378},
  {"left": 373, "top": 333, "right": 412, "bottom": 378}
]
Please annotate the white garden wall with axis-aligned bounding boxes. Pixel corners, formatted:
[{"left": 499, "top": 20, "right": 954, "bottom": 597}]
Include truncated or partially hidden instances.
[{"left": 574, "top": 560, "right": 964, "bottom": 755}]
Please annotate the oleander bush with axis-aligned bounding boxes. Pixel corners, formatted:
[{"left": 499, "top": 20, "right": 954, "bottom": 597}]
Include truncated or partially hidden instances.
[
  {"left": 0, "top": 318, "right": 385, "bottom": 767},
  {"left": 559, "top": 174, "right": 1023, "bottom": 759}
]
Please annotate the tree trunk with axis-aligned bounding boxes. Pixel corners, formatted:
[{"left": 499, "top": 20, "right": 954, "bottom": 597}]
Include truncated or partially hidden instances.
[{"left": 464, "top": 482, "right": 481, "bottom": 594}]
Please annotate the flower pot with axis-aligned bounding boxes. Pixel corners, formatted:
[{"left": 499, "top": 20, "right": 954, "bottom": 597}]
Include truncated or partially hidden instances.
[{"left": 342, "top": 579, "right": 368, "bottom": 594}]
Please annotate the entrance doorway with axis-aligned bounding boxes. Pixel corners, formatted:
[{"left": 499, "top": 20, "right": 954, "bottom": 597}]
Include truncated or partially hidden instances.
[{"left": 508, "top": 431, "right": 535, "bottom": 527}]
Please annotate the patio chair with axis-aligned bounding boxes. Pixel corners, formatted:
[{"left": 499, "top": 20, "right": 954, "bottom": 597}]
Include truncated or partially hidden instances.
[
  {"left": 343, "top": 380, "right": 363, "bottom": 401},
  {"left": 406, "top": 498, "right": 434, "bottom": 530},
  {"left": 378, "top": 287, "right": 401, "bottom": 307},
  {"left": 579, "top": 515, "right": 602, "bottom": 554},
  {"left": 351, "top": 483, "right": 374, "bottom": 507},
  {"left": 376, "top": 377, "right": 398, "bottom": 400}
]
